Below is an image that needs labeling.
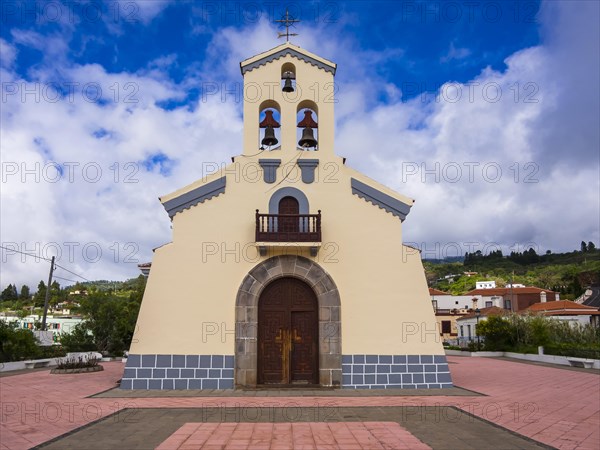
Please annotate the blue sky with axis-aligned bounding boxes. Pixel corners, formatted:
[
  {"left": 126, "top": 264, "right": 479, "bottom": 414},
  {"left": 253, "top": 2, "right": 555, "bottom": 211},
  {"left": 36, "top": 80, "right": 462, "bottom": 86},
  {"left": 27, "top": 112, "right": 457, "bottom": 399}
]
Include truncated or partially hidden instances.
[{"left": 1, "top": 1, "right": 599, "bottom": 288}]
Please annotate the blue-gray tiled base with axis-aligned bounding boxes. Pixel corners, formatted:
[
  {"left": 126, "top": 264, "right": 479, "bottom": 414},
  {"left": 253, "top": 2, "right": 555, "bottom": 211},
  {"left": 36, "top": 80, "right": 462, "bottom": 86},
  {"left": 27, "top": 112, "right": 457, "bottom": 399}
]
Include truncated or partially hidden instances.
[
  {"left": 341, "top": 355, "right": 453, "bottom": 389},
  {"left": 121, "top": 354, "right": 452, "bottom": 390},
  {"left": 120, "top": 354, "right": 234, "bottom": 390}
]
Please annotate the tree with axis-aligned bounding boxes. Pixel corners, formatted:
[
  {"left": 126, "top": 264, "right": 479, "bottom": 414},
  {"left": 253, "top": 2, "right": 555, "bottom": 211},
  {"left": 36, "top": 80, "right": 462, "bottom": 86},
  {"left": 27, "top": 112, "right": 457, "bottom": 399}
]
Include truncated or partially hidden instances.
[
  {"left": 581, "top": 241, "right": 588, "bottom": 252},
  {"left": 19, "top": 285, "right": 31, "bottom": 301},
  {"left": 59, "top": 323, "right": 96, "bottom": 352},
  {"left": 476, "top": 316, "right": 514, "bottom": 351},
  {"left": 33, "top": 281, "right": 47, "bottom": 307},
  {"left": 49, "top": 281, "right": 64, "bottom": 307},
  {"left": 1, "top": 284, "right": 18, "bottom": 302},
  {"left": 0, "top": 321, "right": 39, "bottom": 362},
  {"left": 588, "top": 241, "right": 596, "bottom": 252},
  {"left": 72, "top": 290, "right": 142, "bottom": 356}
]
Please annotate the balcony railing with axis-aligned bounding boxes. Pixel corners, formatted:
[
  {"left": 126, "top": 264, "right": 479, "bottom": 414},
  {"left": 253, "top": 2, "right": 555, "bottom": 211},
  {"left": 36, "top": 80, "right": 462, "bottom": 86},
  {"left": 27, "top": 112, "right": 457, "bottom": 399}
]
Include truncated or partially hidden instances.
[{"left": 256, "top": 210, "right": 321, "bottom": 242}]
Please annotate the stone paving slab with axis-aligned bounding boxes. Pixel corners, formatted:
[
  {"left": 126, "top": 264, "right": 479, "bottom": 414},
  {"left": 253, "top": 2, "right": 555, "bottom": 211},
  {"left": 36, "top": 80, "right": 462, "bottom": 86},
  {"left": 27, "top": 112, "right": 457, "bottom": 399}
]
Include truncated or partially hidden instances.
[
  {"left": 34, "top": 407, "right": 548, "bottom": 450},
  {"left": 1, "top": 357, "right": 599, "bottom": 449},
  {"left": 156, "top": 421, "right": 431, "bottom": 450},
  {"left": 91, "top": 386, "right": 482, "bottom": 398}
]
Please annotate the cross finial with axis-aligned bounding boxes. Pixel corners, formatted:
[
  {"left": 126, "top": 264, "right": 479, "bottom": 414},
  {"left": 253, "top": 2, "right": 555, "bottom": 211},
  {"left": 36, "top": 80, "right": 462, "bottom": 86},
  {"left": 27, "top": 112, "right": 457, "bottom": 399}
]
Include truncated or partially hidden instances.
[{"left": 276, "top": 9, "right": 299, "bottom": 42}]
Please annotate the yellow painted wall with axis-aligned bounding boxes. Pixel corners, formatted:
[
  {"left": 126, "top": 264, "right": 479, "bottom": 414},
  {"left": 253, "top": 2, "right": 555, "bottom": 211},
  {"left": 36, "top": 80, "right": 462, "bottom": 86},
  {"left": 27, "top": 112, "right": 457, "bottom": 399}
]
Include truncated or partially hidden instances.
[{"left": 130, "top": 44, "right": 444, "bottom": 357}]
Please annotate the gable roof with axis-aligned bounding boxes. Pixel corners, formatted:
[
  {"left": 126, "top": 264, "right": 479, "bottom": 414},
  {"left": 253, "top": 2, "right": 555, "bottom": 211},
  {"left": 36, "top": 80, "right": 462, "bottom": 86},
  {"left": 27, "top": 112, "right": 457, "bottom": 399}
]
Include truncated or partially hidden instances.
[
  {"left": 526, "top": 300, "right": 600, "bottom": 315},
  {"left": 240, "top": 42, "right": 337, "bottom": 75},
  {"left": 466, "top": 287, "right": 555, "bottom": 296},
  {"left": 429, "top": 288, "right": 450, "bottom": 296},
  {"left": 160, "top": 176, "right": 226, "bottom": 219},
  {"left": 350, "top": 178, "right": 412, "bottom": 221}
]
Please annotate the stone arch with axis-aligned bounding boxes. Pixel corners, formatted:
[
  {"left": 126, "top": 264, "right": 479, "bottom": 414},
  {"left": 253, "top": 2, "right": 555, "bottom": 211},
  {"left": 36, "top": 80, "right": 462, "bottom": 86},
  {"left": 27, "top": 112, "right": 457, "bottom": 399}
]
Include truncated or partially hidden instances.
[
  {"left": 235, "top": 255, "right": 341, "bottom": 388},
  {"left": 268, "top": 187, "right": 309, "bottom": 214}
]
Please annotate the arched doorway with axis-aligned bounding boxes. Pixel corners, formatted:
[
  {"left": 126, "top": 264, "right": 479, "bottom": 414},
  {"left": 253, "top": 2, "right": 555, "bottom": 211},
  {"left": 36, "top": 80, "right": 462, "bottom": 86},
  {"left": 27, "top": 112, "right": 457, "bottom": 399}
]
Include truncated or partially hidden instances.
[
  {"left": 258, "top": 277, "right": 319, "bottom": 385},
  {"left": 235, "top": 255, "right": 342, "bottom": 388}
]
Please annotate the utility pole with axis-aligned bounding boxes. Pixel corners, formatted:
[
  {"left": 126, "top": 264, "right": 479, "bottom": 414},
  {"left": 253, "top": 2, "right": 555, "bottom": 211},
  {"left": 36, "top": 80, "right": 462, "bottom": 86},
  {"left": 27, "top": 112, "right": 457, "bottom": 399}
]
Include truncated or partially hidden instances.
[{"left": 41, "top": 256, "right": 55, "bottom": 331}]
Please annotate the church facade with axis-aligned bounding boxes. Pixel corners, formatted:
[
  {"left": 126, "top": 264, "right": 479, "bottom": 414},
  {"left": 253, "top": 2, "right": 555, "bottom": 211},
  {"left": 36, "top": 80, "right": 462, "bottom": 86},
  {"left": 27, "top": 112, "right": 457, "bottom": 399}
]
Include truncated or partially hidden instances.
[{"left": 120, "top": 42, "right": 452, "bottom": 390}]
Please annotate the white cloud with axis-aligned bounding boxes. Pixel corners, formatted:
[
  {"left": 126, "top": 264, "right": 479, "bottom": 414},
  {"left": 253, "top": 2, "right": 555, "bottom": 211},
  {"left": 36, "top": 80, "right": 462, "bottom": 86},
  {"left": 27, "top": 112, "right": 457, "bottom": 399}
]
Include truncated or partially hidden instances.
[
  {"left": 441, "top": 42, "right": 472, "bottom": 63},
  {"left": 114, "top": 0, "right": 172, "bottom": 25},
  {"left": 1, "top": 0, "right": 598, "bottom": 290},
  {"left": 336, "top": 2, "right": 599, "bottom": 257},
  {"left": 0, "top": 38, "right": 17, "bottom": 70}
]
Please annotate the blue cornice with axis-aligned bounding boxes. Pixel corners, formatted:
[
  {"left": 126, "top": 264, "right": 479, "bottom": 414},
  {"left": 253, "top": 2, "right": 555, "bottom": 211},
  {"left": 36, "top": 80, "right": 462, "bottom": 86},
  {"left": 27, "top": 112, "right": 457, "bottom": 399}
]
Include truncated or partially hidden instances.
[
  {"left": 241, "top": 48, "right": 336, "bottom": 75},
  {"left": 350, "top": 178, "right": 412, "bottom": 221},
  {"left": 258, "top": 159, "right": 281, "bottom": 184},
  {"left": 297, "top": 159, "right": 319, "bottom": 184},
  {"left": 162, "top": 177, "right": 226, "bottom": 219}
]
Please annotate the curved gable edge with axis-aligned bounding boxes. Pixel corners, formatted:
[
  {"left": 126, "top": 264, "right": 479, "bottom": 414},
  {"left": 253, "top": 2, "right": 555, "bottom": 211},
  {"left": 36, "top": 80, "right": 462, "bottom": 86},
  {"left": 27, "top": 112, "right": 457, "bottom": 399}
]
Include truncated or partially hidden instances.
[
  {"left": 350, "top": 178, "right": 412, "bottom": 221},
  {"left": 241, "top": 48, "right": 336, "bottom": 75},
  {"left": 162, "top": 176, "right": 226, "bottom": 219}
]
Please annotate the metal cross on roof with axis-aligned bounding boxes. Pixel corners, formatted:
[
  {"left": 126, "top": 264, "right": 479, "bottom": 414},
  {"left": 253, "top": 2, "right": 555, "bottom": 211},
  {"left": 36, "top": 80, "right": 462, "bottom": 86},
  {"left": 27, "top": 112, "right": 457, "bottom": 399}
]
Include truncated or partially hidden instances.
[{"left": 276, "top": 9, "right": 299, "bottom": 42}]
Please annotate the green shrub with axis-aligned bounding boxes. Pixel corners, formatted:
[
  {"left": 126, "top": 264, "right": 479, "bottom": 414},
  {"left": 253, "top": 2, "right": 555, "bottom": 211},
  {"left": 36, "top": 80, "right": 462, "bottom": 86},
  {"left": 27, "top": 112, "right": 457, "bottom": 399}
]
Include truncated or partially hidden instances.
[
  {"left": 476, "top": 316, "right": 513, "bottom": 350},
  {"left": 59, "top": 323, "right": 96, "bottom": 352},
  {"left": 0, "top": 321, "right": 40, "bottom": 362},
  {"left": 37, "top": 345, "right": 67, "bottom": 359},
  {"left": 477, "top": 312, "right": 600, "bottom": 356}
]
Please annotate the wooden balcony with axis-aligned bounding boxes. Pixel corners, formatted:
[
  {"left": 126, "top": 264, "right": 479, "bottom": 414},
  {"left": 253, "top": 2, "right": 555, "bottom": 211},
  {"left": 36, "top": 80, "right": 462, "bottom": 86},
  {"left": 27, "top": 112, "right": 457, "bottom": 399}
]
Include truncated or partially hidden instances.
[{"left": 255, "top": 210, "right": 322, "bottom": 243}]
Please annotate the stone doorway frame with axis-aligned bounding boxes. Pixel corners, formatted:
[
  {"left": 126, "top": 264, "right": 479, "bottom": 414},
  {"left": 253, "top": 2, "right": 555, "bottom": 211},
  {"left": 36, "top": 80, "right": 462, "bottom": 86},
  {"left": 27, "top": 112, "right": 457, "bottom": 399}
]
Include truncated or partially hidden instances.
[{"left": 235, "top": 255, "right": 341, "bottom": 388}]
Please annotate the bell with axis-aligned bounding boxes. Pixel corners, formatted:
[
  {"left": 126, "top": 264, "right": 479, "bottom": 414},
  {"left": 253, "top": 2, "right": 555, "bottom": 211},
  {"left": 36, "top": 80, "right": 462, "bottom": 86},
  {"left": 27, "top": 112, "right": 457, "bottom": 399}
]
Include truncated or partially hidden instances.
[
  {"left": 298, "top": 127, "right": 317, "bottom": 148},
  {"left": 282, "top": 71, "right": 295, "bottom": 93},
  {"left": 261, "top": 126, "right": 278, "bottom": 147},
  {"left": 282, "top": 77, "right": 294, "bottom": 92}
]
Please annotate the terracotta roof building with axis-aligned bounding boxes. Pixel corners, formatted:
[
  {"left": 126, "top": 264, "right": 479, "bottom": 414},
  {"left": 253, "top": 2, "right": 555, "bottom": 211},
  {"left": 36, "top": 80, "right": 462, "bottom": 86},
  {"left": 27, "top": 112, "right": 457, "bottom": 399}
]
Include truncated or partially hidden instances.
[
  {"left": 525, "top": 300, "right": 600, "bottom": 326},
  {"left": 466, "top": 287, "right": 558, "bottom": 312}
]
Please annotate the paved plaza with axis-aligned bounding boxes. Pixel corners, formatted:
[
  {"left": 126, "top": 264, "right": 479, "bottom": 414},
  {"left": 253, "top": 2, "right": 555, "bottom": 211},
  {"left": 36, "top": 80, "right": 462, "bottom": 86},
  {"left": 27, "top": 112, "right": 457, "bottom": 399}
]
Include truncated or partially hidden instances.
[{"left": 0, "top": 356, "right": 598, "bottom": 449}]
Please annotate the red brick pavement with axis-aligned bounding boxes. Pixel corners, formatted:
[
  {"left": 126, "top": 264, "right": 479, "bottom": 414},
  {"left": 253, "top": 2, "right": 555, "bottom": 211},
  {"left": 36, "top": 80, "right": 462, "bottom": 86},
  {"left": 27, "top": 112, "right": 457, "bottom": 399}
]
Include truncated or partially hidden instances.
[
  {"left": 156, "top": 422, "right": 430, "bottom": 450},
  {"left": 0, "top": 357, "right": 598, "bottom": 449}
]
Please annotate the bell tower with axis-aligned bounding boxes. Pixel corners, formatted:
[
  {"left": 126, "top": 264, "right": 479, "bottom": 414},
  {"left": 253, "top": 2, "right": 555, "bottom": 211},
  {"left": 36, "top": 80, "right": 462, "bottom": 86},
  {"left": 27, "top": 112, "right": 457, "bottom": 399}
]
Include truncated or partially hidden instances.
[{"left": 240, "top": 42, "right": 337, "bottom": 157}]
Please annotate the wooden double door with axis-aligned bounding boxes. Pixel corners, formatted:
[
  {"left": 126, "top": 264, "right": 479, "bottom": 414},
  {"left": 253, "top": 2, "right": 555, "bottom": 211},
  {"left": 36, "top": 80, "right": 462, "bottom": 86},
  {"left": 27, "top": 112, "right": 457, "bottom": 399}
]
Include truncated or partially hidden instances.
[{"left": 258, "top": 277, "right": 319, "bottom": 385}]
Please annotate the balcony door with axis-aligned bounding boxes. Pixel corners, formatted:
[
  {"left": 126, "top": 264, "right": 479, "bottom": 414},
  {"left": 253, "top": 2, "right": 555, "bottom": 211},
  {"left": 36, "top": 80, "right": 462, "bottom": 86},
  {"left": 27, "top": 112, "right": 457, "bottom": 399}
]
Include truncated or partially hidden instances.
[
  {"left": 258, "top": 277, "right": 319, "bottom": 385},
  {"left": 278, "top": 196, "right": 299, "bottom": 233}
]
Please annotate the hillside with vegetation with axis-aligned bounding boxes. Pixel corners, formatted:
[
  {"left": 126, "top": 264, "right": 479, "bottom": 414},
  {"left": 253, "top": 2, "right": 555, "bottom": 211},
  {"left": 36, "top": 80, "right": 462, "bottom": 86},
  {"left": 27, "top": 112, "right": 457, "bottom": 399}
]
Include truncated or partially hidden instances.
[
  {"left": 0, "top": 276, "right": 147, "bottom": 362},
  {"left": 424, "top": 242, "right": 599, "bottom": 299}
]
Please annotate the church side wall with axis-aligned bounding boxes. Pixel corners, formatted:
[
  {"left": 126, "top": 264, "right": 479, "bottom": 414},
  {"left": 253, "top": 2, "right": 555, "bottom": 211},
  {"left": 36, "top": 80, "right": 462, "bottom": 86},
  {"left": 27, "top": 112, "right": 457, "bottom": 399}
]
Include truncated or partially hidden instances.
[{"left": 122, "top": 156, "right": 451, "bottom": 390}]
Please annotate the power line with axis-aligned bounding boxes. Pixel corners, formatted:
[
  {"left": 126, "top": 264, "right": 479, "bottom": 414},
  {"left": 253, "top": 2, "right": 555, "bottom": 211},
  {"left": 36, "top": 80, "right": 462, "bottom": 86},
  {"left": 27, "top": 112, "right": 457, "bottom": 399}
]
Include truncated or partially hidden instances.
[
  {"left": 0, "top": 245, "right": 53, "bottom": 262},
  {"left": 54, "top": 263, "right": 91, "bottom": 282},
  {"left": 1, "top": 245, "right": 91, "bottom": 282},
  {"left": 266, "top": 150, "right": 304, "bottom": 192},
  {"left": 53, "top": 275, "right": 79, "bottom": 284}
]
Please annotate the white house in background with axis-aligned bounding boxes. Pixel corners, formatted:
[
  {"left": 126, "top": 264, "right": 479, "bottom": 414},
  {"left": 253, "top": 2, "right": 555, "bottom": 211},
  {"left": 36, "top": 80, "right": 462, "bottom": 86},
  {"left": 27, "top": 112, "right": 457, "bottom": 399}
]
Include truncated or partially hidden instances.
[
  {"left": 0, "top": 314, "right": 84, "bottom": 342},
  {"left": 525, "top": 301, "right": 600, "bottom": 327},
  {"left": 475, "top": 281, "right": 496, "bottom": 289},
  {"left": 455, "top": 307, "right": 510, "bottom": 345},
  {"left": 429, "top": 288, "right": 480, "bottom": 312}
]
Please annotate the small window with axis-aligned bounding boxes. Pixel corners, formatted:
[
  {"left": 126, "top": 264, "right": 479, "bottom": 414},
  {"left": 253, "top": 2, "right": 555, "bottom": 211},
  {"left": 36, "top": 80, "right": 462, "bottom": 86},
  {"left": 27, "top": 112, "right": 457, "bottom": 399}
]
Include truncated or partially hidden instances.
[
  {"left": 460, "top": 325, "right": 464, "bottom": 337},
  {"left": 485, "top": 301, "right": 492, "bottom": 308},
  {"left": 441, "top": 321, "right": 451, "bottom": 334},
  {"left": 504, "top": 300, "right": 512, "bottom": 310}
]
